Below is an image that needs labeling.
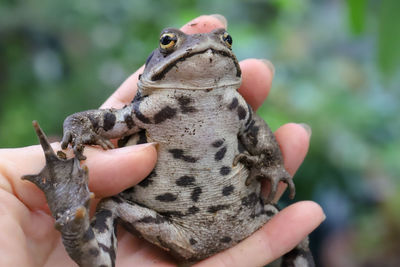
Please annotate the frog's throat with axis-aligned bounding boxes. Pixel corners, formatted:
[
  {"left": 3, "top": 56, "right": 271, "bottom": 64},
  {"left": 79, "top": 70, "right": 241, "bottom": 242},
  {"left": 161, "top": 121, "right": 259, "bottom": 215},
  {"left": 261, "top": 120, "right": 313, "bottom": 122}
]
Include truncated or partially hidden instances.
[{"left": 137, "top": 79, "right": 242, "bottom": 92}]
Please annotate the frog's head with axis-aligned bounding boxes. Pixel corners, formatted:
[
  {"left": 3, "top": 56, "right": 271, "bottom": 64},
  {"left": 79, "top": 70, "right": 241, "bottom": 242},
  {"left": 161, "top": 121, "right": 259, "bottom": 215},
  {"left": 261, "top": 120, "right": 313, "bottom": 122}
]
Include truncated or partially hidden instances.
[{"left": 138, "top": 28, "right": 242, "bottom": 90}]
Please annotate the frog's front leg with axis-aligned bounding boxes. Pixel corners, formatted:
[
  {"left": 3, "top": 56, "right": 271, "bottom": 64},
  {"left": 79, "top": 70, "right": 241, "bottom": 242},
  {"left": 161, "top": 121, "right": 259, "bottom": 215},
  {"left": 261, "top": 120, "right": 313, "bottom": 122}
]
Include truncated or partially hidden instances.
[
  {"left": 62, "top": 104, "right": 139, "bottom": 159},
  {"left": 236, "top": 113, "right": 295, "bottom": 203}
]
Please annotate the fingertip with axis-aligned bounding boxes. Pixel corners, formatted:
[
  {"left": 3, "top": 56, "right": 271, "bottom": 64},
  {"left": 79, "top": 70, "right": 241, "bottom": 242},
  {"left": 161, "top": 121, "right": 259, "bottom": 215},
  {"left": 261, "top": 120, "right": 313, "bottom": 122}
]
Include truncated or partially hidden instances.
[
  {"left": 299, "top": 200, "right": 326, "bottom": 222},
  {"left": 180, "top": 15, "right": 227, "bottom": 34},
  {"left": 263, "top": 201, "right": 325, "bottom": 257},
  {"left": 239, "top": 59, "right": 274, "bottom": 110},
  {"left": 275, "top": 123, "right": 311, "bottom": 176}
]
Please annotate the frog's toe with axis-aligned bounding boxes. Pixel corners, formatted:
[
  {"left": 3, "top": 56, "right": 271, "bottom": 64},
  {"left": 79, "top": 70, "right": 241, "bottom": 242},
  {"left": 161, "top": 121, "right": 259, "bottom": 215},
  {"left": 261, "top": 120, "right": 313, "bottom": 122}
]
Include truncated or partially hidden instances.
[{"left": 233, "top": 152, "right": 259, "bottom": 167}]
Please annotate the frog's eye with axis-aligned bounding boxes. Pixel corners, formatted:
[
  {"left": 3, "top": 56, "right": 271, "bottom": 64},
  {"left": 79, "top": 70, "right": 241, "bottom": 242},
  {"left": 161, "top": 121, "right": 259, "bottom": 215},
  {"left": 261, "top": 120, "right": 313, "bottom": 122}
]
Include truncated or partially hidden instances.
[
  {"left": 222, "top": 32, "right": 232, "bottom": 49},
  {"left": 159, "top": 33, "right": 177, "bottom": 51}
]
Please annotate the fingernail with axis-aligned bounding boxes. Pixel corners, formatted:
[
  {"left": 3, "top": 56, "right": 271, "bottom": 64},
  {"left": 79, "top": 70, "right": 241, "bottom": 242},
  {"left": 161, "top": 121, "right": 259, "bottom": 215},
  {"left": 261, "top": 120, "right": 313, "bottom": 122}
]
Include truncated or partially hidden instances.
[
  {"left": 260, "top": 59, "right": 275, "bottom": 76},
  {"left": 209, "top": 14, "right": 228, "bottom": 28},
  {"left": 299, "top": 123, "right": 312, "bottom": 137}
]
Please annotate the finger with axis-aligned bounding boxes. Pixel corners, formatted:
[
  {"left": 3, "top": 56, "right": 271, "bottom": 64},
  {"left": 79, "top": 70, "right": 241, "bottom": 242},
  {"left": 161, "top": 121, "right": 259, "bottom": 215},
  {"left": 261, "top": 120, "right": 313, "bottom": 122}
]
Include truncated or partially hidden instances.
[
  {"left": 238, "top": 59, "right": 275, "bottom": 111},
  {"left": 83, "top": 143, "right": 157, "bottom": 198},
  {"left": 101, "top": 15, "right": 227, "bottom": 109},
  {"left": 273, "top": 123, "right": 311, "bottom": 201},
  {"left": 3, "top": 142, "right": 157, "bottom": 209},
  {"left": 195, "top": 201, "right": 325, "bottom": 267}
]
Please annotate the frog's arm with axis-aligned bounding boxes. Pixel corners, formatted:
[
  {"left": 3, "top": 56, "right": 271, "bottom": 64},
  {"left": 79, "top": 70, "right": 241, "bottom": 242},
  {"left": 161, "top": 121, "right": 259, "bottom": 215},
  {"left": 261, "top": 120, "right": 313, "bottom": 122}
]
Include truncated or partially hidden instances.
[
  {"left": 236, "top": 98, "right": 295, "bottom": 203},
  {"left": 61, "top": 104, "right": 140, "bottom": 159}
]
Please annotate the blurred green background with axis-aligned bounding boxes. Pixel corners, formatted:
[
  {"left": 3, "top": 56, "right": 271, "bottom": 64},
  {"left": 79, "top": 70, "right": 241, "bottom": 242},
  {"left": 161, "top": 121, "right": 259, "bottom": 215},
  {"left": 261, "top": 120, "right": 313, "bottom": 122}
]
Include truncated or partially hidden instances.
[{"left": 1, "top": 0, "right": 399, "bottom": 266}]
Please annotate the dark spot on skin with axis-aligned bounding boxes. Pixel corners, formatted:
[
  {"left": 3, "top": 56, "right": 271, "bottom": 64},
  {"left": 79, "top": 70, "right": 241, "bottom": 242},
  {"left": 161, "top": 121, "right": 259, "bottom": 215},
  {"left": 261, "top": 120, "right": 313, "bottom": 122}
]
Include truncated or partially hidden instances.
[
  {"left": 91, "top": 210, "right": 113, "bottom": 233},
  {"left": 137, "top": 130, "right": 148, "bottom": 144},
  {"left": 241, "top": 192, "right": 258, "bottom": 208},
  {"left": 89, "top": 248, "right": 100, "bottom": 257},
  {"left": 207, "top": 205, "right": 229, "bottom": 213},
  {"left": 103, "top": 113, "right": 116, "bottom": 131},
  {"left": 212, "top": 139, "right": 224, "bottom": 148},
  {"left": 220, "top": 166, "right": 231, "bottom": 176},
  {"left": 88, "top": 115, "right": 100, "bottom": 131},
  {"left": 237, "top": 106, "right": 247, "bottom": 120},
  {"left": 168, "top": 149, "right": 198, "bottom": 163},
  {"left": 215, "top": 146, "right": 227, "bottom": 161},
  {"left": 154, "top": 106, "right": 177, "bottom": 124},
  {"left": 111, "top": 195, "right": 124, "bottom": 203},
  {"left": 137, "top": 178, "right": 152, "bottom": 187},
  {"left": 228, "top": 97, "right": 238, "bottom": 110},
  {"left": 263, "top": 210, "right": 275, "bottom": 217},
  {"left": 83, "top": 228, "right": 95, "bottom": 242},
  {"left": 220, "top": 236, "right": 232, "bottom": 243},
  {"left": 124, "top": 114, "right": 135, "bottom": 129},
  {"left": 190, "top": 238, "right": 197, "bottom": 245},
  {"left": 156, "top": 193, "right": 178, "bottom": 202},
  {"left": 137, "top": 215, "right": 165, "bottom": 224},
  {"left": 222, "top": 185, "right": 234, "bottom": 196},
  {"left": 191, "top": 187, "right": 202, "bottom": 202},
  {"left": 187, "top": 206, "right": 200, "bottom": 215},
  {"left": 176, "top": 175, "right": 195, "bottom": 187},
  {"left": 238, "top": 140, "right": 246, "bottom": 153},
  {"left": 159, "top": 210, "right": 184, "bottom": 218},
  {"left": 177, "top": 96, "right": 197, "bottom": 113},
  {"left": 245, "top": 119, "right": 256, "bottom": 132},
  {"left": 133, "top": 98, "right": 151, "bottom": 124},
  {"left": 137, "top": 170, "right": 156, "bottom": 188},
  {"left": 247, "top": 123, "right": 260, "bottom": 146},
  {"left": 98, "top": 243, "right": 116, "bottom": 266}
]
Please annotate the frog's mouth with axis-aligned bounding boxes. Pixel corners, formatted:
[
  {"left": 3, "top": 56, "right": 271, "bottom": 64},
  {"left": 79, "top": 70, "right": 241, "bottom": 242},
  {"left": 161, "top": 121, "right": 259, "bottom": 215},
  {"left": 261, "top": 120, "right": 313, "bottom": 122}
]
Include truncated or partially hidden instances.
[
  {"left": 151, "top": 48, "right": 242, "bottom": 81},
  {"left": 150, "top": 48, "right": 241, "bottom": 82}
]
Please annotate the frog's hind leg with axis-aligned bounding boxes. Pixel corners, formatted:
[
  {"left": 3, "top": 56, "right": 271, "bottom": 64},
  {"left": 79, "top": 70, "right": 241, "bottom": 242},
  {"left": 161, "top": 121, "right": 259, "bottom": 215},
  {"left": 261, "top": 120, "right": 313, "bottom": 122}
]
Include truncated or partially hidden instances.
[
  {"left": 22, "top": 121, "right": 119, "bottom": 267},
  {"left": 114, "top": 198, "right": 198, "bottom": 261},
  {"left": 281, "top": 237, "right": 315, "bottom": 267}
]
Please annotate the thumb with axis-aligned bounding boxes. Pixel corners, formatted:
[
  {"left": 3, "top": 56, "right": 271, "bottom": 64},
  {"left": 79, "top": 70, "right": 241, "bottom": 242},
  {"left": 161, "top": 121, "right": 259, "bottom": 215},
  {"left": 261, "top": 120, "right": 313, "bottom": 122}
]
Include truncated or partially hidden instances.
[{"left": 83, "top": 143, "right": 157, "bottom": 197}]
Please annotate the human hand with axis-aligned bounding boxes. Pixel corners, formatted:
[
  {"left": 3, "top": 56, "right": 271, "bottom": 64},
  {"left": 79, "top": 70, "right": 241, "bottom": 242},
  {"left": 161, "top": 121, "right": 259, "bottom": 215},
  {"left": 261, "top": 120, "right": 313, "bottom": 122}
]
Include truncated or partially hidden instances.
[{"left": 0, "top": 15, "right": 324, "bottom": 267}]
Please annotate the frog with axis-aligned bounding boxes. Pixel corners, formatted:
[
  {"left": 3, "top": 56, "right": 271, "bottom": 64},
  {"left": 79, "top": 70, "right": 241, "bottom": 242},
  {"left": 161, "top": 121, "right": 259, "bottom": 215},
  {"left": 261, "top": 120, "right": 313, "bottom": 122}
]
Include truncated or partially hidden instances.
[{"left": 23, "top": 28, "right": 314, "bottom": 267}]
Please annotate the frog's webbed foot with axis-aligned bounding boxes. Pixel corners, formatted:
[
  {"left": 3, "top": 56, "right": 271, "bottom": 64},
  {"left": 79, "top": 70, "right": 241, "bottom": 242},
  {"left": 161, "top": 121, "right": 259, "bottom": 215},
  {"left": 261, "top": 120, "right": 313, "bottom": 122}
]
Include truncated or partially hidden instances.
[
  {"left": 234, "top": 152, "right": 295, "bottom": 203},
  {"left": 61, "top": 113, "right": 114, "bottom": 160},
  {"left": 22, "top": 121, "right": 94, "bottom": 225}
]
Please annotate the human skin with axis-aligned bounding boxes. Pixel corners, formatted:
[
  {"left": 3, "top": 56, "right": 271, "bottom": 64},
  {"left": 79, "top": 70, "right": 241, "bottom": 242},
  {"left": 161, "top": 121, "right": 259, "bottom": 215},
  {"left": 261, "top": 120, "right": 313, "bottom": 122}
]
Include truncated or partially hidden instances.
[{"left": 0, "top": 15, "right": 325, "bottom": 267}]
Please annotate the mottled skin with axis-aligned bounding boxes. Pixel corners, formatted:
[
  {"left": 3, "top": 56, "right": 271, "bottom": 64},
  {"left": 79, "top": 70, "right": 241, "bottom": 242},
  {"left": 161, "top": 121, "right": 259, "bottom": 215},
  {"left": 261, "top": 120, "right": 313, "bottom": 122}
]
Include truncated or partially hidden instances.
[{"left": 23, "top": 28, "right": 314, "bottom": 266}]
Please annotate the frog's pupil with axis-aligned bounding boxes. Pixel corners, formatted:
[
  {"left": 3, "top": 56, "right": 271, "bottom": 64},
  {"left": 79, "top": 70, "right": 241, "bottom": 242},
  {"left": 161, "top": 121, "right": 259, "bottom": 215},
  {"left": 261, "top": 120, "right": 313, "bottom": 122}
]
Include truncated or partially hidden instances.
[
  {"left": 224, "top": 35, "right": 232, "bottom": 45},
  {"left": 161, "top": 35, "right": 172, "bottom": 45}
]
